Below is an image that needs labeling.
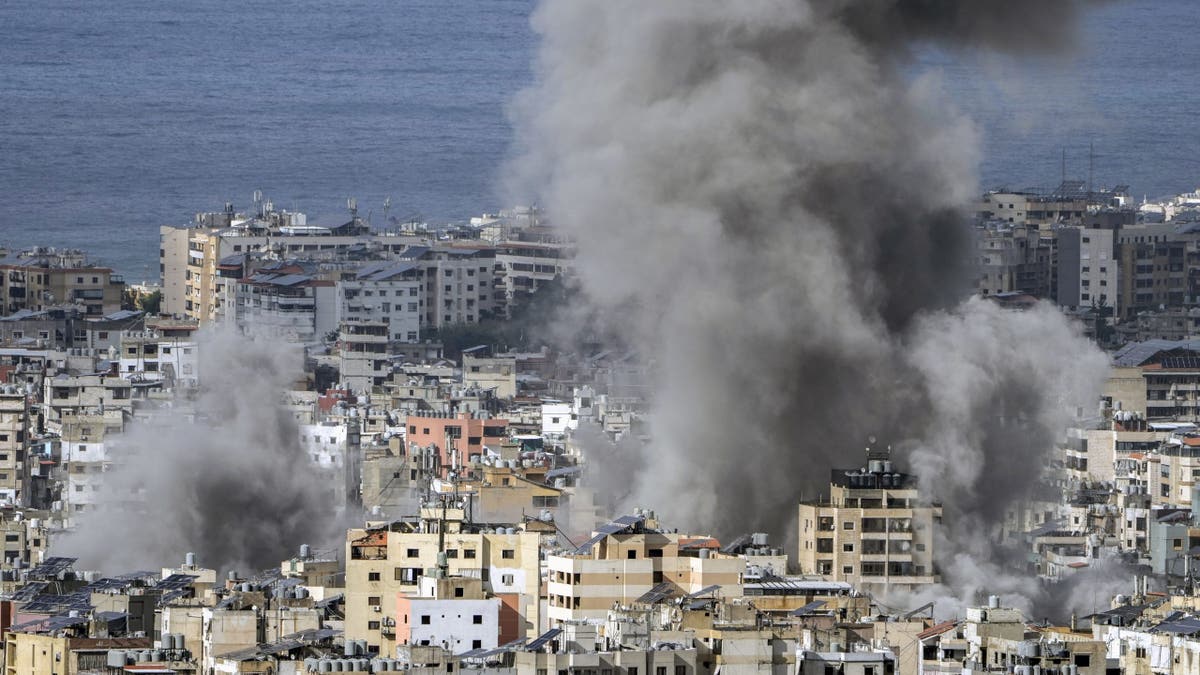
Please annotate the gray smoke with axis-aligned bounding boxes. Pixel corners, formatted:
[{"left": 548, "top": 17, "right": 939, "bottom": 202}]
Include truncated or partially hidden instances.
[
  {"left": 55, "top": 328, "right": 345, "bottom": 574},
  {"left": 508, "top": 0, "right": 1110, "bottom": 611}
]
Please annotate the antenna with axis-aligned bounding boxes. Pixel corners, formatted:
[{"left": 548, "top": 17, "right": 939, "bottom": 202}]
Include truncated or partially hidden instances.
[
  {"left": 383, "top": 196, "right": 392, "bottom": 224},
  {"left": 1061, "top": 147, "right": 1066, "bottom": 188},
  {"left": 347, "top": 198, "right": 358, "bottom": 219}
]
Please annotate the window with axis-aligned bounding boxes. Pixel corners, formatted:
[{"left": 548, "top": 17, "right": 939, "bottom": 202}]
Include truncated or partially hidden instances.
[
  {"left": 627, "top": 550, "right": 637, "bottom": 559},
  {"left": 502, "top": 549, "right": 515, "bottom": 559},
  {"left": 463, "top": 549, "right": 476, "bottom": 559},
  {"left": 472, "top": 639, "right": 482, "bottom": 649},
  {"left": 842, "top": 543, "right": 854, "bottom": 552},
  {"left": 843, "top": 566, "right": 853, "bottom": 575},
  {"left": 446, "top": 549, "right": 458, "bottom": 558},
  {"left": 501, "top": 574, "right": 514, "bottom": 585},
  {"left": 368, "top": 572, "right": 381, "bottom": 581},
  {"left": 368, "top": 620, "right": 380, "bottom": 630},
  {"left": 421, "top": 615, "right": 431, "bottom": 625},
  {"left": 843, "top": 521, "right": 854, "bottom": 530},
  {"left": 454, "top": 587, "right": 464, "bottom": 598},
  {"left": 473, "top": 614, "right": 483, "bottom": 624},
  {"left": 368, "top": 596, "right": 380, "bottom": 605}
]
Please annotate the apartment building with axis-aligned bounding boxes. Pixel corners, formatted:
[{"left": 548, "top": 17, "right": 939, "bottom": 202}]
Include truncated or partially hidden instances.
[
  {"left": 544, "top": 512, "right": 745, "bottom": 624},
  {"left": 974, "top": 224, "right": 1054, "bottom": 298},
  {"left": 1057, "top": 226, "right": 1119, "bottom": 313},
  {"left": 494, "top": 231, "right": 574, "bottom": 317},
  {"left": 0, "top": 250, "right": 124, "bottom": 318},
  {"left": 338, "top": 262, "right": 422, "bottom": 343},
  {"left": 797, "top": 451, "right": 941, "bottom": 591},
  {"left": 395, "top": 576, "right": 503, "bottom": 653},
  {"left": 416, "top": 246, "right": 499, "bottom": 328},
  {"left": 338, "top": 321, "right": 391, "bottom": 394},
  {"left": 462, "top": 352, "right": 517, "bottom": 399},
  {"left": 344, "top": 506, "right": 542, "bottom": 656},
  {"left": 161, "top": 203, "right": 411, "bottom": 323},
  {"left": 117, "top": 328, "right": 198, "bottom": 387},
  {"left": 60, "top": 410, "right": 124, "bottom": 524},
  {"left": 1116, "top": 222, "right": 1195, "bottom": 320},
  {"left": 237, "top": 268, "right": 337, "bottom": 343},
  {"left": 40, "top": 375, "right": 133, "bottom": 434},
  {"left": 0, "top": 388, "right": 29, "bottom": 505},
  {"left": 403, "top": 411, "right": 509, "bottom": 471},
  {"left": 1111, "top": 339, "right": 1200, "bottom": 420}
]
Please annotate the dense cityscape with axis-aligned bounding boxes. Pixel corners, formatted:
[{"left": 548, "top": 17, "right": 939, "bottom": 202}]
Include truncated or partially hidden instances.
[
  {"left": 0, "top": 181, "right": 1196, "bottom": 673},
  {"left": 6, "top": 0, "right": 1200, "bottom": 674}
]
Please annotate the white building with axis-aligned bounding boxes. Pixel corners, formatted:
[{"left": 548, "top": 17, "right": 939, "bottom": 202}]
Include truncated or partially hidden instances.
[
  {"left": 299, "top": 422, "right": 349, "bottom": 469},
  {"left": 236, "top": 270, "right": 337, "bottom": 343},
  {"left": 541, "top": 402, "right": 575, "bottom": 438},
  {"left": 118, "top": 330, "right": 199, "bottom": 387},
  {"left": 337, "top": 262, "right": 423, "bottom": 343}
]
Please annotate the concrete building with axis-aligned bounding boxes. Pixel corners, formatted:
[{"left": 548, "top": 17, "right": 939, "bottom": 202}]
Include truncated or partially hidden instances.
[
  {"left": 797, "top": 449, "right": 941, "bottom": 591},
  {"left": 544, "top": 512, "right": 745, "bottom": 625},
  {"left": 462, "top": 351, "right": 517, "bottom": 399},
  {"left": 404, "top": 411, "right": 509, "bottom": 472},
  {"left": 1057, "top": 226, "right": 1119, "bottom": 314},
  {"left": 493, "top": 232, "right": 574, "bottom": 317},
  {"left": 117, "top": 328, "right": 198, "bottom": 387},
  {"left": 344, "top": 506, "right": 542, "bottom": 655},
  {"left": 0, "top": 249, "right": 125, "bottom": 318},
  {"left": 974, "top": 223, "right": 1054, "bottom": 298},
  {"left": 160, "top": 202, "right": 388, "bottom": 324},
  {"left": 0, "top": 387, "right": 29, "bottom": 506},
  {"left": 1116, "top": 221, "right": 1197, "bottom": 321},
  {"left": 414, "top": 245, "right": 499, "bottom": 329},
  {"left": 237, "top": 268, "right": 337, "bottom": 343},
  {"left": 1111, "top": 340, "right": 1200, "bottom": 421},
  {"left": 60, "top": 409, "right": 124, "bottom": 522},
  {"left": 338, "top": 321, "right": 391, "bottom": 394},
  {"left": 338, "top": 262, "right": 422, "bottom": 343},
  {"left": 395, "top": 576, "right": 502, "bottom": 653},
  {"left": 918, "top": 600, "right": 1106, "bottom": 675}
]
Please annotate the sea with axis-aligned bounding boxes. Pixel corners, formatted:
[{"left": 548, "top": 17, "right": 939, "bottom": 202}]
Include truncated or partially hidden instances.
[{"left": 1, "top": 0, "right": 1197, "bottom": 279}]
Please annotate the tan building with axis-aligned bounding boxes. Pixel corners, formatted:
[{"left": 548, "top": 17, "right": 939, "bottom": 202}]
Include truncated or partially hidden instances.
[
  {"left": 797, "top": 452, "right": 941, "bottom": 591},
  {"left": 0, "top": 250, "right": 124, "bottom": 318},
  {"left": 344, "top": 506, "right": 542, "bottom": 656},
  {"left": 920, "top": 601, "right": 1106, "bottom": 675},
  {"left": 545, "top": 512, "right": 745, "bottom": 625},
  {"left": 0, "top": 388, "right": 29, "bottom": 505},
  {"left": 3, "top": 632, "right": 151, "bottom": 675}
]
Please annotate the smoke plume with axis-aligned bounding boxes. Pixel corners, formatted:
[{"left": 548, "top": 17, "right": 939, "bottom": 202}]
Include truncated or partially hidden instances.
[
  {"left": 508, "top": 0, "right": 1110, "bottom": 611},
  {"left": 56, "top": 328, "right": 345, "bottom": 574}
]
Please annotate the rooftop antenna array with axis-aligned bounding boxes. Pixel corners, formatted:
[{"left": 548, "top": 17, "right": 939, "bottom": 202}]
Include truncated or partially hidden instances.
[{"left": 347, "top": 197, "right": 358, "bottom": 220}]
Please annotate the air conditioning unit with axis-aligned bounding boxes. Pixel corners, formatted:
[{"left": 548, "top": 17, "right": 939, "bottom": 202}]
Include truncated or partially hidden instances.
[{"left": 371, "top": 605, "right": 381, "bottom": 613}]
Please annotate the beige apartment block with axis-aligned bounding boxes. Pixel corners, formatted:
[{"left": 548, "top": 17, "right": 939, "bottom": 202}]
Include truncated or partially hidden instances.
[
  {"left": 0, "top": 389, "right": 29, "bottom": 505},
  {"left": 797, "top": 454, "right": 941, "bottom": 592},
  {"left": 344, "top": 506, "right": 541, "bottom": 656},
  {"left": 0, "top": 253, "right": 124, "bottom": 318},
  {"left": 545, "top": 513, "right": 745, "bottom": 625}
]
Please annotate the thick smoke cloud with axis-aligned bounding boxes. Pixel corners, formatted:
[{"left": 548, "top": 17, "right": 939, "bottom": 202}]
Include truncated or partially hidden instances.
[
  {"left": 508, "top": 0, "right": 1109, "bottom": 612},
  {"left": 56, "top": 328, "right": 344, "bottom": 574}
]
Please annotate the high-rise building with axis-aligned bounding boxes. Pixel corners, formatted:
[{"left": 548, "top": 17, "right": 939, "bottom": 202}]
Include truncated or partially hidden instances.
[{"left": 797, "top": 446, "right": 941, "bottom": 591}]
